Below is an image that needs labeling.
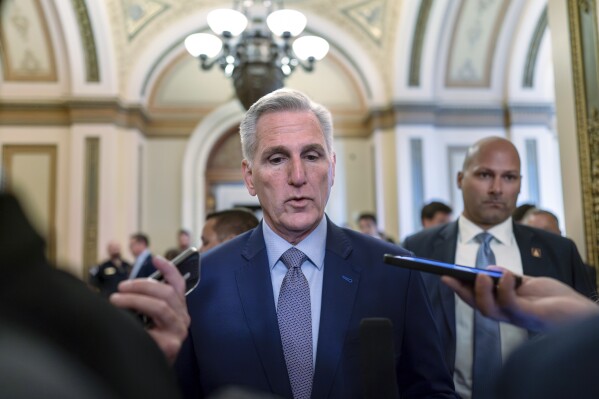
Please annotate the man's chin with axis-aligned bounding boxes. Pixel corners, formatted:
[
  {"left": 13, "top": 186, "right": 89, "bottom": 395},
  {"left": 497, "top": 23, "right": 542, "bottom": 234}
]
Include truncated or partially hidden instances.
[
  {"left": 480, "top": 214, "right": 510, "bottom": 226},
  {"left": 282, "top": 214, "right": 321, "bottom": 232}
]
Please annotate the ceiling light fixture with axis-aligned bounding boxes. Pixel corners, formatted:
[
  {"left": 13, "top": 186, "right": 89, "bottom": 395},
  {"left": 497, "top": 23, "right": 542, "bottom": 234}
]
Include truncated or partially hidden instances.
[{"left": 185, "top": 0, "right": 329, "bottom": 109}]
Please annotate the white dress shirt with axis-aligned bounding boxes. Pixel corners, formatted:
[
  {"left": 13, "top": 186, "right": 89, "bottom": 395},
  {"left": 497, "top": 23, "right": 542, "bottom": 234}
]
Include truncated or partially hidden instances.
[{"left": 453, "top": 216, "right": 528, "bottom": 399}]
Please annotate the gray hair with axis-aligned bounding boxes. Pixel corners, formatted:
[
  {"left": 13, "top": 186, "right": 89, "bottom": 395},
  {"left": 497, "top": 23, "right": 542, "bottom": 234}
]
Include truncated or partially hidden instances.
[{"left": 239, "top": 89, "right": 334, "bottom": 165}]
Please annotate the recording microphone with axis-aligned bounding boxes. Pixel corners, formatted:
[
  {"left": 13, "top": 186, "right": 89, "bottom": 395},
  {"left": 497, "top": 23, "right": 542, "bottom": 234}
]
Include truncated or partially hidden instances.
[{"left": 359, "top": 318, "right": 400, "bottom": 399}]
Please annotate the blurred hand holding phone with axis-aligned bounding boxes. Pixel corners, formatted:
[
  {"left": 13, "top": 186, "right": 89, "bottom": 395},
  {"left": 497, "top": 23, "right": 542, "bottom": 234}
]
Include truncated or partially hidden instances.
[{"left": 136, "top": 247, "right": 199, "bottom": 328}]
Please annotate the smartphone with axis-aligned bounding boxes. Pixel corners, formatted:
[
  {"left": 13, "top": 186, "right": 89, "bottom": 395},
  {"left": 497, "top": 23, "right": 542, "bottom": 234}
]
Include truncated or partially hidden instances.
[
  {"left": 383, "top": 254, "right": 522, "bottom": 287},
  {"left": 149, "top": 246, "right": 200, "bottom": 296},
  {"left": 138, "top": 247, "right": 200, "bottom": 327}
]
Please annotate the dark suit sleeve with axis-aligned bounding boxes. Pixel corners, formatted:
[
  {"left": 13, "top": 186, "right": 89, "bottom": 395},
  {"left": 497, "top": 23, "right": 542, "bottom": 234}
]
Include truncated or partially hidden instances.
[
  {"left": 396, "top": 270, "right": 457, "bottom": 398},
  {"left": 174, "top": 326, "right": 202, "bottom": 399},
  {"left": 566, "top": 239, "right": 597, "bottom": 299}
]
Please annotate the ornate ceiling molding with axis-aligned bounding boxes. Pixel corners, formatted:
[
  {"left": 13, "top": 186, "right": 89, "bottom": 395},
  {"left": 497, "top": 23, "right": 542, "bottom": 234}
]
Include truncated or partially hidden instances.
[
  {"left": 0, "top": 99, "right": 371, "bottom": 138},
  {"left": 367, "top": 102, "right": 555, "bottom": 130},
  {"left": 408, "top": 0, "right": 433, "bottom": 87},
  {"left": 341, "top": 0, "right": 386, "bottom": 46},
  {"left": 0, "top": 0, "right": 57, "bottom": 82},
  {"left": 445, "top": 0, "right": 510, "bottom": 88},
  {"left": 522, "top": 6, "right": 547, "bottom": 88},
  {"left": 71, "top": 0, "right": 100, "bottom": 82},
  {"left": 121, "top": 0, "right": 170, "bottom": 41}
]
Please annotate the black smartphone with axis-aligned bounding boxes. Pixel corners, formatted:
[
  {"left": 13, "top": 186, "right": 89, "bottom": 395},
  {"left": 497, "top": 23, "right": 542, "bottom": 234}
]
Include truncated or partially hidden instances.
[
  {"left": 383, "top": 254, "right": 522, "bottom": 287},
  {"left": 149, "top": 246, "right": 200, "bottom": 296}
]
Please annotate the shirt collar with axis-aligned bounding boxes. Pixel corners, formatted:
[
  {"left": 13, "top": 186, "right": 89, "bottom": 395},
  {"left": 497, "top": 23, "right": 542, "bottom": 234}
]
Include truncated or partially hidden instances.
[
  {"left": 137, "top": 248, "right": 150, "bottom": 261},
  {"left": 458, "top": 214, "right": 514, "bottom": 245},
  {"left": 263, "top": 216, "right": 327, "bottom": 271}
]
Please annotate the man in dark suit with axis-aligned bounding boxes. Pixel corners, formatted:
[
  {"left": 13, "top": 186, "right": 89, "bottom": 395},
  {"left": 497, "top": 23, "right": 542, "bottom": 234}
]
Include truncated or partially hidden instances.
[
  {"left": 403, "top": 137, "right": 595, "bottom": 399},
  {"left": 89, "top": 240, "right": 132, "bottom": 297},
  {"left": 128, "top": 232, "right": 155, "bottom": 278},
  {"left": 175, "top": 89, "right": 457, "bottom": 398}
]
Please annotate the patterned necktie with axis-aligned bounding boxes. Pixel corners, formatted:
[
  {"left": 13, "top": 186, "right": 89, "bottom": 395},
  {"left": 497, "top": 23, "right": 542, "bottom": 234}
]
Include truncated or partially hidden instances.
[
  {"left": 472, "top": 232, "right": 502, "bottom": 399},
  {"left": 277, "top": 247, "right": 313, "bottom": 399}
]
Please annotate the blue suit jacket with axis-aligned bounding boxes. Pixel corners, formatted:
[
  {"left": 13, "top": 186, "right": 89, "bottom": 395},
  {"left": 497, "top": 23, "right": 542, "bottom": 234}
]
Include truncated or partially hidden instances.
[
  {"left": 175, "top": 218, "right": 457, "bottom": 398},
  {"left": 134, "top": 254, "right": 156, "bottom": 279},
  {"left": 402, "top": 220, "right": 596, "bottom": 374}
]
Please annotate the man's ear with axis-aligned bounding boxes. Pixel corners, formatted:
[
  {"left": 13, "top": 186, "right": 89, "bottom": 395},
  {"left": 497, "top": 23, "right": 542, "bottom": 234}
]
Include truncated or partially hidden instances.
[
  {"left": 457, "top": 171, "right": 464, "bottom": 189},
  {"left": 329, "top": 152, "right": 336, "bottom": 186},
  {"left": 242, "top": 159, "right": 257, "bottom": 196}
]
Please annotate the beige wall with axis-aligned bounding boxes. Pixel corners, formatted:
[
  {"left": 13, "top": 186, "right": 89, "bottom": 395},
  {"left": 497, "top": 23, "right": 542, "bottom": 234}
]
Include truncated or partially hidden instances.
[{"left": 143, "top": 138, "right": 188, "bottom": 257}]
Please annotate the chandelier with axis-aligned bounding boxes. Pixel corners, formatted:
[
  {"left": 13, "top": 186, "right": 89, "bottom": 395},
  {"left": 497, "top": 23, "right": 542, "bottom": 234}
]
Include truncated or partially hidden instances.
[{"left": 184, "top": 1, "right": 330, "bottom": 109}]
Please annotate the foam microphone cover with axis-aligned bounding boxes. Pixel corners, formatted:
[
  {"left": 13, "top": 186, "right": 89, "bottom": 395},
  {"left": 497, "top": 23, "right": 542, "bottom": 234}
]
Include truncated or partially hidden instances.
[{"left": 359, "top": 318, "right": 399, "bottom": 399}]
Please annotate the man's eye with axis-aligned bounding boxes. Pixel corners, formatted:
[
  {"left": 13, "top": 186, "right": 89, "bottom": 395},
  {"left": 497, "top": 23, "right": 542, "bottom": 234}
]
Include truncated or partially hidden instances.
[
  {"left": 478, "top": 172, "right": 491, "bottom": 179},
  {"left": 505, "top": 174, "right": 518, "bottom": 181},
  {"left": 305, "top": 153, "right": 320, "bottom": 161},
  {"left": 269, "top": 156, "right": 285, "bottom": 164}
]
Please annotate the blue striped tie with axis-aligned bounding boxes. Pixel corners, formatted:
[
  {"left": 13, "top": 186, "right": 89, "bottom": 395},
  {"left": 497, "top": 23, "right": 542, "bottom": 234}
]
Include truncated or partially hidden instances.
[
  {"left": 472, "top": 232, "right": 502, "bottom": 398},
  {"left": 277, "top": 247, "right": 313, "bottom": 399}
]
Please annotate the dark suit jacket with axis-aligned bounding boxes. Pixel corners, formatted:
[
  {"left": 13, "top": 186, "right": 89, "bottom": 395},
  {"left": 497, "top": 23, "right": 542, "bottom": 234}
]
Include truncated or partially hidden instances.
[
  {"left": 175, "top": 218, "right": 457, "bottom": 398},
  {"left": 133, "top": 252, "right": 156, "bottom": 278},
  {"left": 89, "top": 258, "right": 132, "bottom": 297},
  {"left": 402, "top": 220, "right": 596, "bottom": 374},
  {"left": 0, "top": 193, "right": 181, "bottom": 398},
  {"left": 497, "top": 314, "right": 599, "bottom": 398}
]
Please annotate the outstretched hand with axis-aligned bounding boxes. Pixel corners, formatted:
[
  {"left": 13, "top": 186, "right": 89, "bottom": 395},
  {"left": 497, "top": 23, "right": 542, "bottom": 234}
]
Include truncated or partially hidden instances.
[
  {"left": 111, "top": 256, "right": 190, "bottom": 363},
  {"left": 442, "top": 268, "right": 599, "bottom": 332}
]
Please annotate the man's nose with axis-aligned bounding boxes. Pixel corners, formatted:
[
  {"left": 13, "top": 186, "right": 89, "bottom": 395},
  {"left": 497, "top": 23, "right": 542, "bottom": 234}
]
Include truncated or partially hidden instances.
[
  {"left": 489, "top": 176, "right": 503, "bottom": 194},
  {"left": 288, "top": 157, "right": 307, "bottom": 186}
]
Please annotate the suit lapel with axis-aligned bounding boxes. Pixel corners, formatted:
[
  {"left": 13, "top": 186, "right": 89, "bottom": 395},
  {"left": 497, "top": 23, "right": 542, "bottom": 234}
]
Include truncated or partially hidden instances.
[
  {"left": 513, "top": 224, "right": 545, "bottom": 277},
  {"left": 312, "top": 221, "right": 360, "bottom": 399},
  {"left": 235, "top": 224, "right": 292, "bottom": 398},
  {"left": 429, "top": 222, "right": 459, "bottom": 345}
]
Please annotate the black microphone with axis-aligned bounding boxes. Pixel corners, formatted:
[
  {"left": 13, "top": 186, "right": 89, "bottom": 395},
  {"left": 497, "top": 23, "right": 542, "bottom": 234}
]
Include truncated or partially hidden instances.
[{"left": 359, "top": 318, "right": 400, "bottom": 399}]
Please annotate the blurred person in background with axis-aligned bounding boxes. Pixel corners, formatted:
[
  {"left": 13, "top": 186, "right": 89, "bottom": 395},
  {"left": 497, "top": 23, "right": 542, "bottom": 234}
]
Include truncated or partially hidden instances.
[
  {"left": 421, "top": 201, "right": 453, "bottom": 229},
  {"left": 200, "top": 208, "right": 259, "bottom": 253},
  {"left": 89, "top": 240, "right": 131, "bottom": 298}
]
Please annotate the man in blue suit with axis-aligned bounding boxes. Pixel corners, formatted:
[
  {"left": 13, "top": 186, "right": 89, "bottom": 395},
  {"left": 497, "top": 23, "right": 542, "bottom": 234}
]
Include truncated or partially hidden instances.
[
  {"left": 175, "top": 89, "right": 457, "bottom": 398},
  {"left": 128, "top": 233, "right": 156, "bottom": 278},
  {"left": 403, "top": 137, "right": 595, "bottom": 399}
]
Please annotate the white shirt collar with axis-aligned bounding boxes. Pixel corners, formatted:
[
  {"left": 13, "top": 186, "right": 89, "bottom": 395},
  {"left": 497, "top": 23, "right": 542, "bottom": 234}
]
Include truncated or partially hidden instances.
[
  {"left": 262, "top": 216, "right": 327, "bottom": 271},
  {"left": 458, "top": 215, "right": 514, "bottom": 246}
]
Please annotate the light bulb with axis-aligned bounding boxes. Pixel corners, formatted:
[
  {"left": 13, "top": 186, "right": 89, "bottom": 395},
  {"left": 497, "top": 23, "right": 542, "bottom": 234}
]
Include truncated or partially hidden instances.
[
  {"left": 292, "top": 36, "right": 329, "bottom": 61},
  {"left": 185, "top": 33, "right": 223, "bottom": 58},
  {"left": 207, "top": 9, "right": 248, "bottom": 36},
  {"left": 267, "top": 9, "right": 306, "bottom": 36}
]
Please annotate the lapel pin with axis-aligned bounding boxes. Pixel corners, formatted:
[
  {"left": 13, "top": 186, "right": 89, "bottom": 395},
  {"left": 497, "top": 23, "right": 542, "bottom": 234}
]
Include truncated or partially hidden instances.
[
  {"left": 342, "top": 275, "right": 353, "bottom": 283},
  {"left": 531, "top": 247, "right": 542, "bottom": 258}
]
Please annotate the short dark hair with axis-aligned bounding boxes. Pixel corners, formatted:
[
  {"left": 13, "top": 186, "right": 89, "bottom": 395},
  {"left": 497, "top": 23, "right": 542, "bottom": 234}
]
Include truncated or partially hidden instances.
[
  {"left": 130, "top": 233, "right": 149, "bottom": 247},
  {"left": 357, "top": 213, "right": 377, "bottom": 224},
  {"left": 421, "top": 201, "right": 452, "bottom": 222},
  {"left": 206, "top": 209, "right": 259, "bottom": 242},
  {"left": 522, "top": 208, "right": 559, "bottom": 225},
  {"left": 513, "top": 203, "right": 536, "bottom": 222},
  {"left": 178, "top": 229, "right": 190, "bottom": 237}
]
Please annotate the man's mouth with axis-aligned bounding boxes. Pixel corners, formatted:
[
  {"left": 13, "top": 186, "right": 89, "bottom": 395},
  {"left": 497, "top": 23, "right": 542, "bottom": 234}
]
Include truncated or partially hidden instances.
[{"left": 287, "top": 197, "right": 310, "bottom": 207}]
